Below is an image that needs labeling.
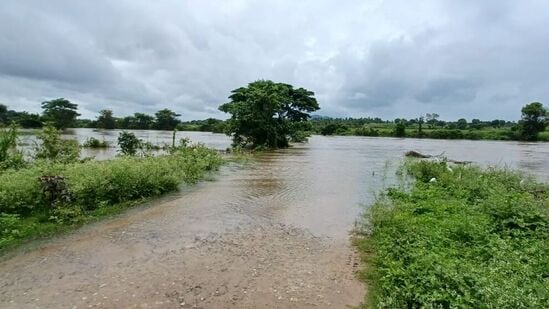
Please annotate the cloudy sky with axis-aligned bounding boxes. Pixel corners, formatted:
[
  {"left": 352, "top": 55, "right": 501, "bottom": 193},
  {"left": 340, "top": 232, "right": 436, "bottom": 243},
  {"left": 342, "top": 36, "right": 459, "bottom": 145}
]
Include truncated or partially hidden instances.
[{"left": 0, "top": 0, "right": 548, "bottom": 120}]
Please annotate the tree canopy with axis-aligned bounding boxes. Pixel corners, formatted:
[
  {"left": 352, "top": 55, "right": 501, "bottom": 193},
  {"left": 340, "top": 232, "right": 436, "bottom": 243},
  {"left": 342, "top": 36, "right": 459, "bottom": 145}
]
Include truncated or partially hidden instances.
[
  {"left": 519, "top": 102, "right": 547, "bottom": 141},
  {"left": 219, "top": 80, "right": 319, "bottom": 148},
  {"left": 154, "top": 109, "right": 181, "bottom": 130},
  {"left": 96, "top": 109, "right": 116, "bottom": 129},
  {"left": 41, "top": 98, "right": 80, "bottom": 129}
]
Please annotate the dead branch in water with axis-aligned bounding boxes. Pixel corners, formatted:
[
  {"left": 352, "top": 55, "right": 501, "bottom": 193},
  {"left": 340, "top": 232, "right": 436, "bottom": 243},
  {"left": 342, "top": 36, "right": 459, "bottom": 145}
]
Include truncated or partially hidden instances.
[{"left": 405, "top": 150, "right": 472, "bottom": 165}]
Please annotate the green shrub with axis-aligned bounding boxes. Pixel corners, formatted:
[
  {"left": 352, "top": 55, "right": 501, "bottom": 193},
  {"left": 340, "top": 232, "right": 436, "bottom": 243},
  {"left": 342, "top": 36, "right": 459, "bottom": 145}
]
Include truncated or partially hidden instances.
[
  {"left": 117, "top": 131, "right": 141, "bottom": 155},
  {"left": 0, "top": 145, "right": 223, "bottom": 249},
  {"left": 82, "top": 137, "right": 109, "bottom": 148},
  {"left": 34, "top": 123, "right": 80, "bottom": 163},
  {"left": 0, "top": 123, "right": 26, "bottom": 170},
  {"left": 357, "top": 161, "right": 549, "bottom": 308}
]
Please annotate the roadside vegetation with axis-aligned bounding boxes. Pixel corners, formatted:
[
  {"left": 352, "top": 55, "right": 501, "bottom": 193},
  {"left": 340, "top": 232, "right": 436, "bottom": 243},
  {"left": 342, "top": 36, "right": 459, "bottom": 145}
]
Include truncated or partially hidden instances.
[
  {"left": 0, "top": 124, "right": 223, "bottom": 251},
  {"left": 355, "top": 160, "right": 549, "bottom": 308}
]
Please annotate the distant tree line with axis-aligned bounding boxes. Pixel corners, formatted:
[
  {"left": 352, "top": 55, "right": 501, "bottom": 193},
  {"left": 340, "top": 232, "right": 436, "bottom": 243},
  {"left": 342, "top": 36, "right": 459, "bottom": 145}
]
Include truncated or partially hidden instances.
[
  {"left": 312, "top": 102, "right": 547, "bottom": 141},
  {"left": 1, "top": 98, "right": 546, "bottom": 141},
  {"left": 0, "top": 98, "right": 227, "bottom": 132}
]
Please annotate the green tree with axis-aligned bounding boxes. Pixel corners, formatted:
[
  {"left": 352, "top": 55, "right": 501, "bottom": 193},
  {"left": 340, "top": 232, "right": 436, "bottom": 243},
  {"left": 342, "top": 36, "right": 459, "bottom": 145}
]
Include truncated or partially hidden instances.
[
  {"left": 417, "top": 116, "right": 425, "bottom": 137},
  {"left": 456, "top": 118, "right": 468, "bottom": 129},
  {"left": 394, "top": 121, "right": 406, "bottom": 137},
  {"left": 0, "top": 104, "right": 7, "bottom": 124},
  {"left": 518, "top": 102, "right": 547, "bottom": 141},
  {"left": 426, "top": 113, "right": 440, "bottom": 128},
  {"left": 96, "top": 109, "right": 116, "bottom": 129},
  {"left": 41, "top": 98, "right": 80, "bottom": 129},
  {"left": 117, "top": 131, "right": 141, "bottom": 156},
  {"left": 133, "top": 113, "right": 155, "bottom": 129},
  {"left": 154, "top": 109, "right": 180, "bottom": 130},
  {"left": 219, "top": 80, "right": 320, "bottom": 148}
]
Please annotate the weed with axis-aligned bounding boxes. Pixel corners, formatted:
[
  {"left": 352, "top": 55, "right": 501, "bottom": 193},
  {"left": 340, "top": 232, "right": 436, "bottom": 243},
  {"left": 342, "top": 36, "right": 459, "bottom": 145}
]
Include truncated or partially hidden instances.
[{"left": 355, "top": 161, "right": 549, "bottom": 308}]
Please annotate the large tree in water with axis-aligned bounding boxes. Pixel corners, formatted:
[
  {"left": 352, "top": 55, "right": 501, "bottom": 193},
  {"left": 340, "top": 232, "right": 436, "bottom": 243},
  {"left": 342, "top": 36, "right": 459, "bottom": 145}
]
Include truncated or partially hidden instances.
[
  {"left": 219, "top": 80, "right": 320, "bottom": 148},
  {"left": 41, "top": 98, "right": 80, "bottom": 129}
]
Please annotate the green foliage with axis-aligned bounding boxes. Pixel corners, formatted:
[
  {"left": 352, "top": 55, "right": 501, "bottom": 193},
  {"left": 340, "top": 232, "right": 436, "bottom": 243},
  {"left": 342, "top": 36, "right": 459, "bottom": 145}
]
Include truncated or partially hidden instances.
[
  {"left": 394, "top": 122, "right": 406, "bottom": 137},
  {"left": 0, "top": 123, "right": 26, "bottom": 170},
  {"left": 96, "top": 109, "right": 116, "bottom": 129},
  {"left": 118, "top": 112, "right": 155, "bottom": 129},
  {"left": 519, "top": 102, "right": 547, "bottom": 141},
  {"left": 34, "top": 123, "right": 80, "bottom": 163},
  {"left": 82, "top": 137, "right": 109, "bottom": 148},
  {"left": 176, "top": 118, "right": 227, "bottom": 133},
  {"left": 356, "top": 161, "right": 549, "bottom": 308},
  {"left": 154, "top": 108, "right": 181, "bottom": 130},
  {"left": 117, "top": 131, "right": 141, "bottom": 156},
  {"left": 355, "top": 126, "right": 380, "bottom": 137},
  {"left": 41, "top": 98, "right": 80, "bottom": 129},
  {"left": 219, "top": 80, "right": 320, "bottom": 148},
  {"left": 0, "top": 145, "right": 223, "bottom": 250}
]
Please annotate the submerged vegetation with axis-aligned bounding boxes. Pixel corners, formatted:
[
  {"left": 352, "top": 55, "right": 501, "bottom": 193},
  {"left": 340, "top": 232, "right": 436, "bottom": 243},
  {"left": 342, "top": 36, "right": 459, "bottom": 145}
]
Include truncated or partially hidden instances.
[
  {"left": 82, "top": 137, "right": 109, "bottom": 148},
  {"left": 355, "top": 160, "right": 549, "bottom": 308},
  {"left": 0, "top": 125, "right": 223, "bottom": 251}
]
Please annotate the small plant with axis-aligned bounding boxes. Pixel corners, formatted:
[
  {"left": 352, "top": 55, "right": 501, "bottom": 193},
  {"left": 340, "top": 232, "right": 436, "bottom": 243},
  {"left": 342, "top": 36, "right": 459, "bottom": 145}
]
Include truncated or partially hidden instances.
[
  {"left": 38, "top": 175, "right": 72, "bottom": 207},
  {"left": 117, "top": 131, "right": 141, "bottom": 156},
  {"left": 0, "top": 123, "right": 25, "bottom": 170},
  {"left": 82, "top": 137, "right": 109, "bottom": 148},
  {"left": 34, "top": 123, "right": 80, "bottom": 163}
]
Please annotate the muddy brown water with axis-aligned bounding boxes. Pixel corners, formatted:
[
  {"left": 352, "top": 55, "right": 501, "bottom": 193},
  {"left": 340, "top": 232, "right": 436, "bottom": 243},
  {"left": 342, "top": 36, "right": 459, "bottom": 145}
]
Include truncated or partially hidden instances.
[{"left": 2, "top": 133, "right": 548, "bottom": 308}]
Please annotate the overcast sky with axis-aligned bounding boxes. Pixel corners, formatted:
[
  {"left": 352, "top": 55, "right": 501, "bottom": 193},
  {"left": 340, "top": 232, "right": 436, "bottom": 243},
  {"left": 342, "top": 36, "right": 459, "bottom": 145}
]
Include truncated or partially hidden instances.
[{"left": 1, "top": 0, "right": 548, "bottom": 120}]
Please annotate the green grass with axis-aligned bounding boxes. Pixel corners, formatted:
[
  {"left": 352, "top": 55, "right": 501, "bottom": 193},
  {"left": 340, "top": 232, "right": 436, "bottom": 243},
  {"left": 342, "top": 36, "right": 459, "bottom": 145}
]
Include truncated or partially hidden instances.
[
  {"left": 355, "top": 160, "right": 549, "bottom": 308},
  {"left": 0, "top": 145, "right": 223, "bottom": 252}
]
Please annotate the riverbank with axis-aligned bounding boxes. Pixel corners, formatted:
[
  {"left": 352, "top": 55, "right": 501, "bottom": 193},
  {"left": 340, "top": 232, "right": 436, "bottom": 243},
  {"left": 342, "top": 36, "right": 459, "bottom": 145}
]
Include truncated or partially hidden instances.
[
  {"left": 355, "top": 160, "right": 549, "bottom": 308},
  {"left": 316, "top": 125, "right": 549, "bottom": 142},
  {"left": 0, "top": 145, "right": 223, "bottom": 252}
]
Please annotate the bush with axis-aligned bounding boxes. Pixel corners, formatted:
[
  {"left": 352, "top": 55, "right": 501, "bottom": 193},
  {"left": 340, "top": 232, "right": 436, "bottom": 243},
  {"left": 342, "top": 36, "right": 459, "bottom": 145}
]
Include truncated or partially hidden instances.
[
  {"left": 0, "top": 145, "right": 223, "bottom": 249},
  {"left": 117, "top": 131, "right": 141, "bottom": 156},
  {"left": 0, "top": 123, "right": 26, "bottom": 170},
  {"left": 356, "top": 161, "right": 549, "bottom": 308},
  {"left": 82, "top": 137, "right": 109, "bottom": 148},
  {"left": 34, "top": 123, "right": 80, "bottom": 163}
]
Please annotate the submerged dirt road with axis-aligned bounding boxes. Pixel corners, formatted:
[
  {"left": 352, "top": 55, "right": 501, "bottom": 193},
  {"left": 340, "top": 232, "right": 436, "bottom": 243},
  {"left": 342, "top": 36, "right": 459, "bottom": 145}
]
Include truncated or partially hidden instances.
[{"left": 0, "top": 142, "right": 380, "bottom": 308}]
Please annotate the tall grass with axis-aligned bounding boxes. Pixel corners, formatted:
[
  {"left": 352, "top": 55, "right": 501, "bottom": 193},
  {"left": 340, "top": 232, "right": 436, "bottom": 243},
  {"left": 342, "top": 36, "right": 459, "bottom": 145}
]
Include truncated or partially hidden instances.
[
  {"left": 0, "top": 124, "right": 25, "bottom": 170},
  {"left": 0, "top": 145, "right": 223, "bottom": 250},
  {"left": 356, "top": 160, "right": 549, "bottom": 308}
]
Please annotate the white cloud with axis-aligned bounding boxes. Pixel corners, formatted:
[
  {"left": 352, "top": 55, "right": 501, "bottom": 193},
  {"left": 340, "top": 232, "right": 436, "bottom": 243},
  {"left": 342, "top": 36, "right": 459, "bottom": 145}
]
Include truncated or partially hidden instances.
[{"left": 0, "top": 0, "right": 547, "bottom": 120}]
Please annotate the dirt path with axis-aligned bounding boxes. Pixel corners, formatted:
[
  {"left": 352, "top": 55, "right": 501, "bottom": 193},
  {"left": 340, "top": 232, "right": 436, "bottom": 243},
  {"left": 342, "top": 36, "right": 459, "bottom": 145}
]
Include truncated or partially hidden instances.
[{"left": 0, "top": 149, "right": 366, "bottom": 308}]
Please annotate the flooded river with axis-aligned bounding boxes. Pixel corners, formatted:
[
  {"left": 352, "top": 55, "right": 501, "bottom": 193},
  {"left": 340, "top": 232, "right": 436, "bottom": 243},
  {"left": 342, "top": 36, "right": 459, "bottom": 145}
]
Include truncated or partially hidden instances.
[{"left": 1, "top": 132, "right": 548, "bottom": 308}]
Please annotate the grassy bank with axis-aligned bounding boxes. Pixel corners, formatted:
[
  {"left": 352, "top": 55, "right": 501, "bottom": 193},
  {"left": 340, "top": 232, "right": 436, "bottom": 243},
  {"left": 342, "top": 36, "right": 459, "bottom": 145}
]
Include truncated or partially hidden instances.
[
  {"left": 355, "top": 160, "right": 549, "bottom": 308},
  {"left": 0, "top": 146, "right": 223, "bottom": 251}
]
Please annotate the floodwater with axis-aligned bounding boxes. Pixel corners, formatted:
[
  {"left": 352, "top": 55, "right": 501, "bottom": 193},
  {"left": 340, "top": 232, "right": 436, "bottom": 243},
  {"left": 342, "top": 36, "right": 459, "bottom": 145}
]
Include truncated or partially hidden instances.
[
  {"left": 19, "top": 128, "right": 231, "bottom": 160},
  {"left": 1, "top": 133, "right": 548, "bottom": 308}
]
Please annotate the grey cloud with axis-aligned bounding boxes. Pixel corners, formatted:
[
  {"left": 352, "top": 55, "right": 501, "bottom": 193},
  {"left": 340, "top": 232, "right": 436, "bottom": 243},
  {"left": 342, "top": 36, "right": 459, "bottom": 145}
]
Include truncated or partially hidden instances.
[{"left": 0, "top": 0, "right": 548, "bottom": 121}]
